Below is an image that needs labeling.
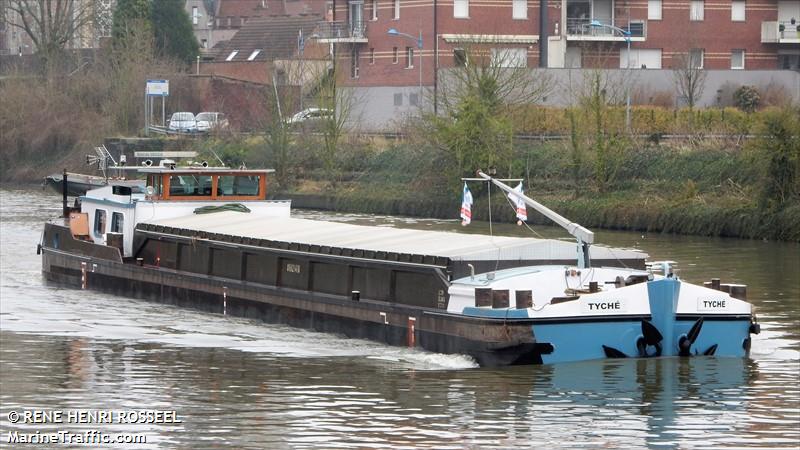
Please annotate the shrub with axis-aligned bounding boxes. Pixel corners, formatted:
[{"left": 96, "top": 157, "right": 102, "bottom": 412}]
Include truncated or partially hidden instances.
[{"left": 733, "top": 85, "right": 761, "bottom": 113}]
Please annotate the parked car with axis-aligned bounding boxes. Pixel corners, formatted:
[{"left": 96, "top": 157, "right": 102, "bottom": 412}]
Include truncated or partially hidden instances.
[
  {"left": 286, "top": 107, "right": 333, "bottom": 127},
  {"left": 168, "top": 112, "right": 197, "bottom": 133},
  {"left": 196, "top": 112, "right": 230, "bottom": 132}
]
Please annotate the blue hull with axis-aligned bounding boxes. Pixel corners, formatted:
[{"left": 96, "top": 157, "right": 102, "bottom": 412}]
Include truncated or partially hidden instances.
[{"left": 534, "top": 319, "right": 647, "bottom": 364}]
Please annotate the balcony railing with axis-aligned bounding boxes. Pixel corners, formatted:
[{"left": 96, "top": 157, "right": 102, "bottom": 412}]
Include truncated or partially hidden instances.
[
  {"left": 761, "top": 21, "right": 800, "bottom": 44},
  {"left": 566, "top": 18, "right": 646, "bottom": 41},
  {"left": 314, "top": 20, "right": 368, "bottom": 43}
]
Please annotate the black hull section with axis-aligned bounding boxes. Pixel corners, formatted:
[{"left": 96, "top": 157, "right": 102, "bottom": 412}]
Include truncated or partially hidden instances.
[{"left": 42, "top": 249, "right": 545, "bottom": 367}]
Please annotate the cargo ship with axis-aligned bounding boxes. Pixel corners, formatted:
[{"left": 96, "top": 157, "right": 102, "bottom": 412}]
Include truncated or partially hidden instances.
[{"left": 39, "top": 168, "right": 759, "bottom": 366}]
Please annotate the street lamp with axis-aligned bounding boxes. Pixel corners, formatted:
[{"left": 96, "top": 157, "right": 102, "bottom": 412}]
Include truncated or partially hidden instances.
[
  {"left": 590, "top": 20, "right": 632, "bottom": 132},
  {"left": 387, "top": 28, "right": 423, "bottom": 110}
]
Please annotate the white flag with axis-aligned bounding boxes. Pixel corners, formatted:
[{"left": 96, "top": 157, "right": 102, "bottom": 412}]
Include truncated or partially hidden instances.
[
  {"left": 508, "top": 182, "right": 527, "bottom": 223},
  {"left": 460, "top": 183, "right": 473, "bottom": 226}
]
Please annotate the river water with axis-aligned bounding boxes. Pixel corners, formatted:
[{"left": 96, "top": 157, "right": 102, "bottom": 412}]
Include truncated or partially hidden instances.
[{"left": 1, "top": 187, "right": 798, "bottom": 449}]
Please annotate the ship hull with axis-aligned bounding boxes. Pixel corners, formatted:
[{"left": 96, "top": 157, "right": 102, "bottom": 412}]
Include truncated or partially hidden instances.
[{"left": 41, "top": 246, "right": 547, "bottom": 367}]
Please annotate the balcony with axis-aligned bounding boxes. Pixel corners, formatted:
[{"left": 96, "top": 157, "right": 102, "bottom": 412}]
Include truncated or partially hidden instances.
[
  {"left": 566, "top": 18, "right": 647, "bottom": 42},
  {"left": 761, "top": 21, "right": 800, "bottom": 44},
  {"left": 314, "top": 20, "right": 368, "bottom": 44}
]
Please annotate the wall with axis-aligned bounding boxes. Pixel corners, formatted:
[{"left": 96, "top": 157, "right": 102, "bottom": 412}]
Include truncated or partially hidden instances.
[{"left": 345, "top": 67, "right": 800, "bottom": 131}]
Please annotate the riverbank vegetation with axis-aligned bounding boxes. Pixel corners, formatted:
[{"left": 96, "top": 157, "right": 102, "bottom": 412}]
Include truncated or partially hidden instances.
[{"left": 191, "top": 102, "right": 799, "bottom": 241}]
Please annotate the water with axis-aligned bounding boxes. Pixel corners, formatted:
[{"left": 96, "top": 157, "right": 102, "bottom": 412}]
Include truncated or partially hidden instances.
[{"left": 1, "top": 188, "right": 798, "bottom": 449}]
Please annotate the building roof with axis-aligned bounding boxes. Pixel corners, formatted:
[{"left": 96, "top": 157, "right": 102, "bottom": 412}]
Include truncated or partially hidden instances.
[
  {"left": 146, "top": 213, "right": 647, "bottom": 263},
  {"left": 212, "top": 14, "right": 322, "bottom": 62},
  {"left": 216, "top": 0, "right": 268, "bottom": 18}
]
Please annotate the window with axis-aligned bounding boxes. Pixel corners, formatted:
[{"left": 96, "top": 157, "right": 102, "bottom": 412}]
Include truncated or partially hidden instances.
[
  {"left": 394, "top": 93, "right": 403, "bottom": 106},
  {"left": 111, "top": 212, "right": 124, "bottom": 233},
  {"left": 169, "top": 175, "right": 212, "bottom": 196},
  {"left": 690, "top": 0, "right": 704, "bottom": 21},
  {"left": 648, "top": 0, "right": 662, "bottom": 20},
  {"left": 454, "top": 48, "right": 467, "bottom": 66},
  {"left": 731, "top": 0, "right": 745, "bottom": 21},
  {"left": 369, "top": 47, "right": 375, "bottom": 64},
  {"left": 372, "top": 0, "right": 378, "bottom": 20},
  {"left": 192, "top": 6, "right": 199, "bottom": 25},
  {"left": 201, "top": 38, "right": 208, "bottom": 48},
  {"left": 689, "top": 48, "right": 704, "bottom": 69},
  {"left": 454, "top": 0, "right": 468, "bottom": 18},
  {"left": 351, "top": 47, "right": 360, "bottom": 78},
  {"left": 409, "top": 92, "right": 419, "bottom": 106},
  {"left": 513, "top": 0, "right": 527, "bottom": 19},
  {"left": 778, "top": 52, "right": 800, "bottom": 70},
  {"left": 406, "top": 47, "right": 414, "bottom": 68},
  {"left": 217, "top": 176, "right": 261, "bottom": 196},
  {"left": 225, "top": 50, "right": 239, "bottom": 61},
  {"left": 394, "top": 0, "right": 400, "bottom": 19},
  {"left": 247, "top": 49, "right": 261, "bottom": 61},
  {"left": 731, "top": 49, "right": 745, "bottom": 69},
  {"left": 620, "top": 48, "right": 662, "bottom": 69},
  {"left": 490, "top": 48, "right": 527, "bottom": 68},
  {"left": 94, "top": 210, "right": 107, "bottom": 237},
  {"left": 392, "top": 46, "right": 398, "bottom": 63}
]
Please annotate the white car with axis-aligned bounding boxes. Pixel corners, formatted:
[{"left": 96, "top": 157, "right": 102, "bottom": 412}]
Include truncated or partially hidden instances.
[
  {"left": 287, "top": 108, "right": 333, "bottom": 126},
  {"left": 168, "top": 112, "right": 197, "bottom": 133},
  {"left": 196, "top": 112, "right": 229, "bottom": 132}
]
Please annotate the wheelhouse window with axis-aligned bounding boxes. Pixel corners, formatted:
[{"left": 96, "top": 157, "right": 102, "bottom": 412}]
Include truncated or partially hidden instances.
[
  {"left": 217, "top": 176, "right": 261, "bottom": 196},
  {"left": 94, "top": 210, "right": 107, "bottom": 237},
  {"left": 111, "top": 212, "right": 124, "bottom": 233},
  {"left": 169, "top": 175, "right": 213, "bottom": 196}
]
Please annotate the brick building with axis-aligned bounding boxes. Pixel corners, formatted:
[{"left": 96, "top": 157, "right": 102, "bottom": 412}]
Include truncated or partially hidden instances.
[{"left": 318, "top": 0, "right": 799, "bottom": 90}]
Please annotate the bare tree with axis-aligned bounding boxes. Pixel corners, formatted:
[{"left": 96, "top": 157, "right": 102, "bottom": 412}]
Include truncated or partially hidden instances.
[
  {"left": 672, "top": 51, "right": 707, "bottom": 109},
  {"left": 562, "top": 43, "right": 632, "bottom": 193},
  {"left": 436, "top": 40, "right": 553, "bottom": 116},
  {"left": 6, "top": 0, "right": 98, "bottom": 67},
  {"left": 431, "top": 38, "right": 553, "bottom": 182},
  {"left": 315, "top": 57, "right": 359, "bottom": 183}
]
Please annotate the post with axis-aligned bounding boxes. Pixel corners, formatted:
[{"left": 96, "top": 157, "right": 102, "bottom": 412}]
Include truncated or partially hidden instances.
[
  {"left": 625, "top": 37, "right": 631, "bottom": 132},
  {"left": 196, "top": 55, "right": 200, "bottom": 75},
  {"left": 539, "top": 0, "right": 548, "bottom": 67},
  {"left": 62, "top": 169, "right": 69, "bottom": 218},
  {"left": 418, "top": 30, "right": 423, "bottom": 111},
  {"left": 144, "top": 91, "right": 149, "bottom": 136},
  {"left": 162, "top": 95, "right": 166, "bottom": 126}
]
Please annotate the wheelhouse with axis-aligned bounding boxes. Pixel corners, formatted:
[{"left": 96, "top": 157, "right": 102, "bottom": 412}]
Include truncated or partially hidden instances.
[{"left": 142, "top": 169, "right": 270, "bottom": 201}]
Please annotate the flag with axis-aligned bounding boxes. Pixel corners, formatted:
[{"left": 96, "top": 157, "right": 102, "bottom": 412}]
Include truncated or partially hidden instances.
[
  {"left": 460, "top": 183, "right": 473, "bottom": 226},
  {"left": 508, "top": 182, "right": 527, "bottom": 223}
]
